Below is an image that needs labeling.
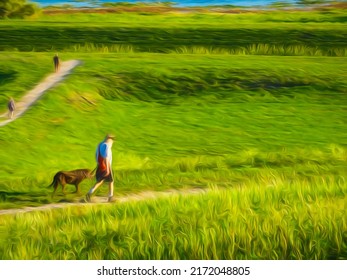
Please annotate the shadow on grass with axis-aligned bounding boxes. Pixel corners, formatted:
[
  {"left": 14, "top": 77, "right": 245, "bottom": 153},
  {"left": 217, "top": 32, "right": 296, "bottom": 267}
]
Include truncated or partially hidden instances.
[
  {"left": 0, "top": 190, "right": 79, "bottom": 208},
  {"left": 0, "top": 70, "right": 17, "bottom": 85}
]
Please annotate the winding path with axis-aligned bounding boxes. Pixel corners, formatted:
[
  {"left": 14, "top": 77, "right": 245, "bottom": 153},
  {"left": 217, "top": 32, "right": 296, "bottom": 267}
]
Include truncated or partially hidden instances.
[{"left": 0, "top": 60, "right": 82, "bottom": 127}]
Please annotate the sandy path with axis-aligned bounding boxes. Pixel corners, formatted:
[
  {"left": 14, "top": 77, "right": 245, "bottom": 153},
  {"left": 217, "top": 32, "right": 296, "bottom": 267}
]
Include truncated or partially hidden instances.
[
  {"left": 0, "top": 60, "right": 81, "bottom": 127},
  {"left": 0, "top": 187, "right": 208, "bottom": 216}
]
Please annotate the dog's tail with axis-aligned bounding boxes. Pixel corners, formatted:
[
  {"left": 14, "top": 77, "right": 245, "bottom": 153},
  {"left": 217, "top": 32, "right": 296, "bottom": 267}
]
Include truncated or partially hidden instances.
[
  {"left": 47, "top": 179, "right": 55, "bottom": 188},
  {"left": 49, "top": 174, "right": 61, "bottom": 198},
  {"left": 47, "top": 174, "right": 57, "bottom": 188}
]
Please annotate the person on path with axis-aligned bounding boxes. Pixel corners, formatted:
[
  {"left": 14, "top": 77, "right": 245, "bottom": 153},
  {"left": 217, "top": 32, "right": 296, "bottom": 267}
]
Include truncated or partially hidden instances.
[
  {"left": 7, "top": 97, "right": 15, "bottom": 119},
  {"left": 86, "top": 134, "right": 115, "bottom": 203},
  {"left": 53, "top": 53, "right": 60, "bottom": 73}
]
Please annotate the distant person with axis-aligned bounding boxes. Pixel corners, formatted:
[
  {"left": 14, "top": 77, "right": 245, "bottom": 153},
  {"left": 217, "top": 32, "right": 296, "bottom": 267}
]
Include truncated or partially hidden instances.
[
  {"left": 53, "top": 53, "right": 60, "bottom": 73},
  {"left": 86, "top": 134, "right": 116, "bottom": 203},
  {"left": 7, "top": 97, "right": 15, "bottom": 119}
]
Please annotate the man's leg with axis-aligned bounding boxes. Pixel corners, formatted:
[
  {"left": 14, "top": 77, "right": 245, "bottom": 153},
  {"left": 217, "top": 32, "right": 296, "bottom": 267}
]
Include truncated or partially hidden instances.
[
  {"left": 108, "top": 181, "right": 114, "bottom": 202},
  {"left": 86, "top": 180, "right": 104, "bottom": 202}
]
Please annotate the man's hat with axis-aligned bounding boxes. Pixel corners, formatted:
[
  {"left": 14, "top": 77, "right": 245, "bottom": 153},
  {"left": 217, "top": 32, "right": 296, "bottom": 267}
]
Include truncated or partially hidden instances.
[{"left": 105, "top": 134, "right": 116, "bottom": 140}]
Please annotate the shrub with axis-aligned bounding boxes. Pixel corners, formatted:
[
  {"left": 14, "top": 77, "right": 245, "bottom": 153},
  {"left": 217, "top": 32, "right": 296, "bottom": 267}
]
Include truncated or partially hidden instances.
[{"left": 0, "top": 0, "right": 40, "bottom": 19}]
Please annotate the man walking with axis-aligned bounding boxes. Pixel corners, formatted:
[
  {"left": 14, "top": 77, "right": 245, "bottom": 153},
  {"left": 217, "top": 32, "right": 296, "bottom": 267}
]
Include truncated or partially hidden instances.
[
  {"left": 86, "top": 134, "right": 115, "bottom": 202},
  {"left": 53, "top": 53, "right": 60, "bottom": 73},
  {"left": 7, "top": 97, "right": 15, "bottom": 119}
]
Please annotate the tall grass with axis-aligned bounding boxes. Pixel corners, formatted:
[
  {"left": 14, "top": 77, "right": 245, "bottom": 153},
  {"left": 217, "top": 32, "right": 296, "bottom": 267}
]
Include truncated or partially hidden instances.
[
  {"left": 64, "top": 43, "right": 347, "bottom": 57},
  {"left": 7, "top": 43, "right": 343, "bottom": 56},
  {"left": 173, "top": 44, "right": 347, "bottom": 56},
  {"left": 64, "top": 43, "right": 134, "bottom": 53},
  {"left": 0, "top": 175, "right": 346, "bottom": 259}
]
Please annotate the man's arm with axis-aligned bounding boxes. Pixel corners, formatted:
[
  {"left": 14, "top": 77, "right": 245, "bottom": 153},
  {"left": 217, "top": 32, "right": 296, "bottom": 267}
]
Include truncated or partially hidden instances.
[
  {"left": 105, "top": 144, "right": 112, "bottom": 175},
  {"left": 95, "top": 145, "right": 99, "bottom": 163}
]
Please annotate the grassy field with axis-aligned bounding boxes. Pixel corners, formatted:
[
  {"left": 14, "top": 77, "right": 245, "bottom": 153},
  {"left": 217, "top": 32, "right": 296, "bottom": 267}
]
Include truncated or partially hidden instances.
[
  {"left": 0, "top": 7, "right": 346, "bottom": 54},
  {"left": 0, "top": 5, "right": 346, "bottom": 259},
  {"left": 1, "top": 176, "right": 346, "bottom": 259}
]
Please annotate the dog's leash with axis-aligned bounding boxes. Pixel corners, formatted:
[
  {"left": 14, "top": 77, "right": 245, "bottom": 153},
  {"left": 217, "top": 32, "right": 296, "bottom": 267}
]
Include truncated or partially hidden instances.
[{"left": 91, "top": 166, "right": 97, "bottom": 174}]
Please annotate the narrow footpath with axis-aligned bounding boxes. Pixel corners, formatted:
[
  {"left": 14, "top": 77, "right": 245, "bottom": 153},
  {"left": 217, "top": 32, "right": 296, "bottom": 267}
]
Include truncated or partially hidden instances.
[
  {"left": 0, "top": 60, "right": 81, "bottom": 127},
  {"left": 0, "top": 187, "right": 207, "bottom": 216}
]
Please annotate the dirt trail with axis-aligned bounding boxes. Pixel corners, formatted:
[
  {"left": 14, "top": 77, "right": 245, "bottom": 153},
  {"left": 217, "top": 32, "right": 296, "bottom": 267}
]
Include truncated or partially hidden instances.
[
  {"left": 0, "top": 188, "right": 208, "bottom": 216},
  {"left": 0, "top": 60, "right": 81, "bottom": 127}
]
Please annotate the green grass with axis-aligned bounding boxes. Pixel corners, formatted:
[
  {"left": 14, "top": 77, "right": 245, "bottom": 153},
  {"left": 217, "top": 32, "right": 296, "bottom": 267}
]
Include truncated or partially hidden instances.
[
  {"left": 57, "top": 43, "right": 346, "bottom": 56},
  {"left": 0, "top": 52, "right": 346, "bottom": 206},
  {"left": 0, "top": 53, "right": 52, "bottom": 104},
  {"left": 0, "top": 175, "right": 346, "bottom": 259},
  {"left": 0, "top": 7, "right": 346, "bottom": 259},
  {"left": 0, "top": 8, "right": 346, "bottom": 54}
]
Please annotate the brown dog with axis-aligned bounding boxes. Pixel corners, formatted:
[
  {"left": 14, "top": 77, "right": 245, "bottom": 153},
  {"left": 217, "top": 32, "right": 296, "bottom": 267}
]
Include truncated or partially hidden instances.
[{"left": 49, "top": 168, "right": 94, "bottom": 197}]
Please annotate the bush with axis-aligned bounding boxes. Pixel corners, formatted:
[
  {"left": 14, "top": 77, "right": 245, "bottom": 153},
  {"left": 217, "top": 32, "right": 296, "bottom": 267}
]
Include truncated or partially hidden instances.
[{"left": 0, "top": 0, "right": 40, "bottom": 19}]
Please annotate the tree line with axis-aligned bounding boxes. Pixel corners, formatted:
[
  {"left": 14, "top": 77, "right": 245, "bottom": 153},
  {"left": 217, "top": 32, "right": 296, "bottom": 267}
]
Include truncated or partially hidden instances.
[{"left": 0, "top": 0, "right": 338, "bottom": 19}]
